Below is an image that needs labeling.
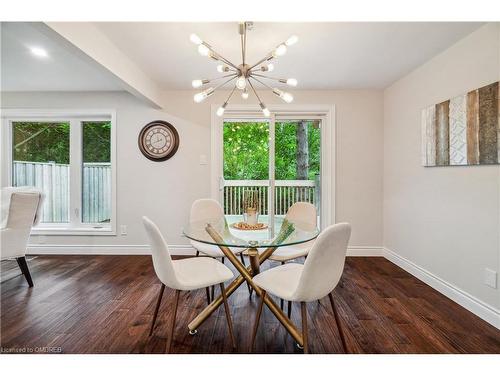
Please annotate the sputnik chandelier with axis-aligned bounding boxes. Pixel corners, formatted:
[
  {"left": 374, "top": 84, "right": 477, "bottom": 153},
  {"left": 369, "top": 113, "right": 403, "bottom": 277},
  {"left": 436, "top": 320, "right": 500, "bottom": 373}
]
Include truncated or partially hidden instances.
[{"left": 190, "top": 22, "right": 298, "bottom": 117}]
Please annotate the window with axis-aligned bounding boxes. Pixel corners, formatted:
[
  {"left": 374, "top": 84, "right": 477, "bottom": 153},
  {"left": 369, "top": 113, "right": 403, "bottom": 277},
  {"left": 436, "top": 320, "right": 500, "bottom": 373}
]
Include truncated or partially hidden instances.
[{"left": 2, "top": 110, "right": 116, "bottom": 234}]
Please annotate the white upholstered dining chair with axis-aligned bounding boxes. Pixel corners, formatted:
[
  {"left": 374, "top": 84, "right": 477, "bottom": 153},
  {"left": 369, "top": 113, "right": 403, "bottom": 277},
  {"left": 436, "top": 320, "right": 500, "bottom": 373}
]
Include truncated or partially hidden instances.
[
  {"left": 189, "top": 199, "right": 249, "bottom": 299},
  {"left": 250, "top": 222, "right": 351, "bottom": 353},
  {"left": 269, "top": 201, "right": 317, "bottom": 310},
  {"left": 1, "top": 187, "right": 43, "bottom": 287},
  {"left": 143, "top": 216, "right": 236, "bottom": 352},
  {"left": 190, "top": 199, "right": 246, "bottom": 261}
]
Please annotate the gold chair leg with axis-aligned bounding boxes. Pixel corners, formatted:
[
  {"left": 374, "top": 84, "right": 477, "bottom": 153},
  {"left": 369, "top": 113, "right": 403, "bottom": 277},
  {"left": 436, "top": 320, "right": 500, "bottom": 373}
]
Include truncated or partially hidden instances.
[
  {"left": 250, "top": 290, "right": 266, "bottom": 351},
  {"left": 328, "top": 293, "right": 348, "bottom": 353},
  {"left": 220, "top": 283, "right": 236, "bottom": 349},
  {"left": 300, "top": 302, "right": 309, "bottom": 354},
  {"left": 149, "top": 284, "right": 165, "bottom": 336},
  {"left": 205, "top": 287, "right": 211, "bottom": 305},
  {"left": 280, "top": 262, "right": 285, "bottom": 309},
  {"left": 167, "top": 290, "right": 181, "bottom": 353},
  {"left": 287, "top": 301, "right": 292, "bottom": 319}
]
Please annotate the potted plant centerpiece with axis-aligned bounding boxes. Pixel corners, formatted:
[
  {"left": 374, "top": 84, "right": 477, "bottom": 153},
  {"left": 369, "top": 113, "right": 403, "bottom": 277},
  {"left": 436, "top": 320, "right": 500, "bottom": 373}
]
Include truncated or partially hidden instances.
[{"left": 243, "top": 189, "right": 259, "bottom": 225}]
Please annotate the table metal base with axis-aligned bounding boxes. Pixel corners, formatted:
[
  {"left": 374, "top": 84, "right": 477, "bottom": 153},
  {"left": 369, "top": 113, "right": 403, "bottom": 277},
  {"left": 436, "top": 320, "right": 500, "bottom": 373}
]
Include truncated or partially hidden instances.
[{"left": 187, "top": 224, "right": 304, "bottom": 347}]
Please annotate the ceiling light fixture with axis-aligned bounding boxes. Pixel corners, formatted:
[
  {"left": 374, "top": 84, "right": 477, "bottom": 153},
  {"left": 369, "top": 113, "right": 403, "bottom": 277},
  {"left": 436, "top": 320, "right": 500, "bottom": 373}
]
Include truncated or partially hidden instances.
[
  {"left": 190, "top": 22, "right": 298, "bottom": 117},
  {"left": 29, "top": 47, "right": 48, "bottom": 58}
]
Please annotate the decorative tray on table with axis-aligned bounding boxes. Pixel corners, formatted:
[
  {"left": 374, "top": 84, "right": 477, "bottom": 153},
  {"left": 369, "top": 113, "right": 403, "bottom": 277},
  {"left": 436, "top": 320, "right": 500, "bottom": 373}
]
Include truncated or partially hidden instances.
[{"left": 230, "top": 222, "right": 268, "bottom": 231}]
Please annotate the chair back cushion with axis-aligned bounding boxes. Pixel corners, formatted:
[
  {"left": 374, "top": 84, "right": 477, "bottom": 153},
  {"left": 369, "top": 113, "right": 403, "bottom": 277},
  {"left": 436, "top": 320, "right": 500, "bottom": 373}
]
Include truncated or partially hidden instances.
[
  {"left": 285, "top": 202, "right": 317, "bottom": 230},
  {"left": 190, "top": 198, "right": 224, "bottom": 223},
  {"left": 1, "top": 187, "right": 43, "bottom": 228},
  {"left": 1, "top": 191, "right": 41, "bottom": 259},
  {"left": 292, "top": 223, "right": 351, "bottom": 302},
  {"left": 142, "top": 216, "right": 178, "bottom": 289}
]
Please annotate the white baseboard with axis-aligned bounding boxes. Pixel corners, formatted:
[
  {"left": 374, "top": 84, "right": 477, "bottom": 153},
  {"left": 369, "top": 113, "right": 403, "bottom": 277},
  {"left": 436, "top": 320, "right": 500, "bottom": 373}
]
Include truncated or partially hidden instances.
[
  {"left": 383, "top": 247, "right": 500, "bottom": 330},
  {"left": 27, "top": 244, "right": 383, "bottom": 257},
  {"left": 347, "top": 246, "right": 383, "bottom": 256}
]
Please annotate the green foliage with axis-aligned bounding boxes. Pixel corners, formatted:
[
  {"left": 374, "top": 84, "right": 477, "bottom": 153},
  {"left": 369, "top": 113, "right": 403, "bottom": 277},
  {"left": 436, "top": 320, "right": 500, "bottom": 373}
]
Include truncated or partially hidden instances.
[
  {"left": 223, "top": 121, "right": 320, "bottom": 180},
  {"left": 223, "top": 122, "right": 269, "bottom": 180},
  {"left": 82, "top": 122, "right": 111, "bottom": 163},
  {"left": 12, "top": 121, "right": 111, "bottom": 165},
  {"left": 13, "top": 122, "right": 71, "bottom": 164}
]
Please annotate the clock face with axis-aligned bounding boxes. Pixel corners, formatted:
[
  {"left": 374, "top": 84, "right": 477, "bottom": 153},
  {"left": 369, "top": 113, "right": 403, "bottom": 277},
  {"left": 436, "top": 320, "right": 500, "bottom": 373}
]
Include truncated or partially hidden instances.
[{"left": 138, "top": 121, "right": 179, "bottom": 161}]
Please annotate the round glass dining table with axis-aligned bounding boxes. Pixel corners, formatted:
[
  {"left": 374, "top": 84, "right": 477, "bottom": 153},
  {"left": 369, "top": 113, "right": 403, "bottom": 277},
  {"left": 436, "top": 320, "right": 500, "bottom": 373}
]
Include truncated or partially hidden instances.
[{"left": 182, "top": 216, "right": 319, "bottom": 347}]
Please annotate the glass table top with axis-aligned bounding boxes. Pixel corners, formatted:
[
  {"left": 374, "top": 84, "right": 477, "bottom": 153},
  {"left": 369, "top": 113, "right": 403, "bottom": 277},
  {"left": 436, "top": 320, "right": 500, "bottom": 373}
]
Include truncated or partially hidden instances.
[{"left": 183, "top": 216, "right": 319, "bottom": 249}]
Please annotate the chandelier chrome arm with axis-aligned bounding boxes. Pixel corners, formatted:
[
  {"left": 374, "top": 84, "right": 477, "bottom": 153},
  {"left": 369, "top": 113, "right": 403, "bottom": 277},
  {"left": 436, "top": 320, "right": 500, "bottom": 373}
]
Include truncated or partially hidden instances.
[
  {"left": 251, "top": 72, "right": 283, "bottom": 81},
  {"left": 247, "top": 78, "right": 264, "bottom": 104},
  {"left": 251, "top": 73, "right": 297, "bottom": 87},
  {"left": 213, "top": 76, "right": 238, "bottom": 91},
  {"left": 249, "top": 75, "right": 273, "bottom": 90},
  {"left": 203, "top": 42, "right": 239, "bottom": 70},
  {"left": 248, "top": 54, "right": 273, "bottom": 71},
  {"left": 251, "top": 76, "right": 294, "bottom": 103}
]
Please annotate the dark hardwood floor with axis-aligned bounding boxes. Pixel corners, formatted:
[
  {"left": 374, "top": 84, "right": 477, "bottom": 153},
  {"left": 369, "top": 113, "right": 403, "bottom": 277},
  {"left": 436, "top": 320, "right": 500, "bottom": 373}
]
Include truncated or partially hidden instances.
[{"left": 1, "top": 255, "right": 499, "bottom": 354}]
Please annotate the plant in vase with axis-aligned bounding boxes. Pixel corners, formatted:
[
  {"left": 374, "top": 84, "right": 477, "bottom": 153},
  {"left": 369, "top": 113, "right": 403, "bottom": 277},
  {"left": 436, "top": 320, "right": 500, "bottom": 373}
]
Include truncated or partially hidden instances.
[{"left": 243, "top": 190, "right": 259, "bottom": 225}]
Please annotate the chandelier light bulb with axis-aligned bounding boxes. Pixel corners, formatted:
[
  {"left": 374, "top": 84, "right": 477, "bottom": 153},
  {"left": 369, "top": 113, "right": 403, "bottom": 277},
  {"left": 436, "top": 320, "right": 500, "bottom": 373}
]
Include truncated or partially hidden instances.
[
  {"left": 192, "top": 79, "right": 203, "bottom": 88},
  {"left": 273, "top": 44, "right": 287, "bottom": 57},
  {"left": 260, "top": 102, "right": 270, "bottom": 117},
  {"left": 285, "top": 35, "right": 298, "bottom": 46},
  {"left": 241, "top": 89, "right": 249, "bottom": 99},
  {"left": 217, "top": 64, "right": 230, "bottom": 73},
  {"left": 216, "top": 103, "right": 227, "bottom": 117},
  {"left": 286, "top": 78, "right": 298, "bottom": 87},
  {"left": 190, "top": 34, "right": 203, "bottom": 45},
  {"left": 235, "top": 76, "right": 247, "bottom": 90},
  {"left": 198, "top": 44, "right": 210, "bottom": 56},
  {"left": 273, "top": 88, "right": 293, "bottom": 103},
  {"left": 193, "top": 87, "right": 214, "bottom": 103},
  {"left": 260, "top": 63, "right": 274, "bottom": 72},
  {"left": 282, "top": 92, "right": 294, "bottom": 103}
]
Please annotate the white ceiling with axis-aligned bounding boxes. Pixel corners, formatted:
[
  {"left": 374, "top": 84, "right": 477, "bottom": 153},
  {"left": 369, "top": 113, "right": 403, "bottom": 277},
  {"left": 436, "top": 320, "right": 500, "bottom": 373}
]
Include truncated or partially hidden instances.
[
  {"left": 94, "top": 22, "right": 483, "bottom": 89},
  {"left": 1, "top": 22, "right": 124, "bottom": 91},
  {"left": 1, "top": 22, "right": 484, "bottom": 92}
]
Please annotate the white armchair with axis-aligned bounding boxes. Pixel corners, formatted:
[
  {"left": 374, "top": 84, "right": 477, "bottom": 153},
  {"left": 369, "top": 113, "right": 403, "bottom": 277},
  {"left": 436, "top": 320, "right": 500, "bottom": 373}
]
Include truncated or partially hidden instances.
[{"left": 1, "top": 187, "right": 43, "bottom": 287}]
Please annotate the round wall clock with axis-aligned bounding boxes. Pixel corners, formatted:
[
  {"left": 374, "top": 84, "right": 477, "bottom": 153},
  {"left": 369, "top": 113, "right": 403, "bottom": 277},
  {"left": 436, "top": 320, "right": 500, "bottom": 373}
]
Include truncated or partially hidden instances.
[{"left": 138, "top": 120, "right": 179, "bottom": 161}]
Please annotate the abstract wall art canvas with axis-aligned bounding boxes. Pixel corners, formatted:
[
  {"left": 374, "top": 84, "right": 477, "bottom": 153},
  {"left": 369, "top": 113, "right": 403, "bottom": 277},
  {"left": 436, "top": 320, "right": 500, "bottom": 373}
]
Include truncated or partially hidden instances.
[{"left": 421, "top": 81, "right": 500, "bottom": 166}]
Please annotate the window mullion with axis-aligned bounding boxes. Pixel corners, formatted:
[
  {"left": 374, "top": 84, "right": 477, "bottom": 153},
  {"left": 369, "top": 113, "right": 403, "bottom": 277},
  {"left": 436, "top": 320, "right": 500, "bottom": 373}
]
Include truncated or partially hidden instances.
[{"left": 69, "top": 119, "right": 82, "bottom": 228}]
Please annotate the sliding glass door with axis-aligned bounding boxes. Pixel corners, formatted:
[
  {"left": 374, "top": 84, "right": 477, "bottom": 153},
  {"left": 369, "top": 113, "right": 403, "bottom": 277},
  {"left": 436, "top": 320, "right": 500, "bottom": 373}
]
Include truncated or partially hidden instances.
[
  {"left": 274, "top": 118, "right": 321, "bottom": 226},
  {"left": 220, "top": 114, "right": 323, "bottom": 231}
]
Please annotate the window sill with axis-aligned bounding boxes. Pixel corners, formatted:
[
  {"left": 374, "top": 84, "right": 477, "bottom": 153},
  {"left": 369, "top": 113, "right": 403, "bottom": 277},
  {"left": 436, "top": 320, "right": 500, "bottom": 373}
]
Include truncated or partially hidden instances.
[{"left": 31, "top": 227, "right": 116, "bottom": 236}]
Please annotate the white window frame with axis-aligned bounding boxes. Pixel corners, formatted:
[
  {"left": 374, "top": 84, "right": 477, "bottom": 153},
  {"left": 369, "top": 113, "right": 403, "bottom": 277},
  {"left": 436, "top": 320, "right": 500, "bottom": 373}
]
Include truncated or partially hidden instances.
[
  {"left": 211, "top": 104, "right": 335, "bottom": 229},
  {"left": 1, "top": 109, "right": 117, "bottom": 235}
]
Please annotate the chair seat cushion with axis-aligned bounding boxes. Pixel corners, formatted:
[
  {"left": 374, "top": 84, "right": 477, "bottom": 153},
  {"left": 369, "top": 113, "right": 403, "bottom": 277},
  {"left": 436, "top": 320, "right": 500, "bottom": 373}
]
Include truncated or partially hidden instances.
[
  {"left": 252, "top": 263, "right": 303, "bottom": 301},
  {"left": 190, "top": 240, "right": 245, "bottom": 258},
  {"left": 268, "top": 241, "right": 313, "bottom": 262},
  {"left": 172, "top": 256, "right": 233, "bottom": 290}
]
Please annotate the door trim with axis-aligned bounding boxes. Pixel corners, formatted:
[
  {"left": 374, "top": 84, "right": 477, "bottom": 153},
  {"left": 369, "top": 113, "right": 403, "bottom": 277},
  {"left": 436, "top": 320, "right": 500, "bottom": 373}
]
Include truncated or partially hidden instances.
[{"left": 210, "top": 104, "right": 335, "bottom": 228}]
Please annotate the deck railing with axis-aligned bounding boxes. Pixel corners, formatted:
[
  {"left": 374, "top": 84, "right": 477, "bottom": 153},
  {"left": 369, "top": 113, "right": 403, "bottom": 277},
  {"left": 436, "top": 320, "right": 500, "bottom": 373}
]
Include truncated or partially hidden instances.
[
  {"left": 12, "top": 161, "right": 111, "bottom": 223},
  {"left": 223, "top": 179, "right": 319, "bottom": 215}
]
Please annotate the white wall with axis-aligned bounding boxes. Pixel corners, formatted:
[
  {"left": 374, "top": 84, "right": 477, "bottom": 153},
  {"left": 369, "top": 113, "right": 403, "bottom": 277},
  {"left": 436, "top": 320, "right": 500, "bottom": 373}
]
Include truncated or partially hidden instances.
[
  {"left": 383, "top": 22, "right": 500, "bottom": 320},
  {"left": 1, "top": 89, "right": 384, "bottom": 252}
]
